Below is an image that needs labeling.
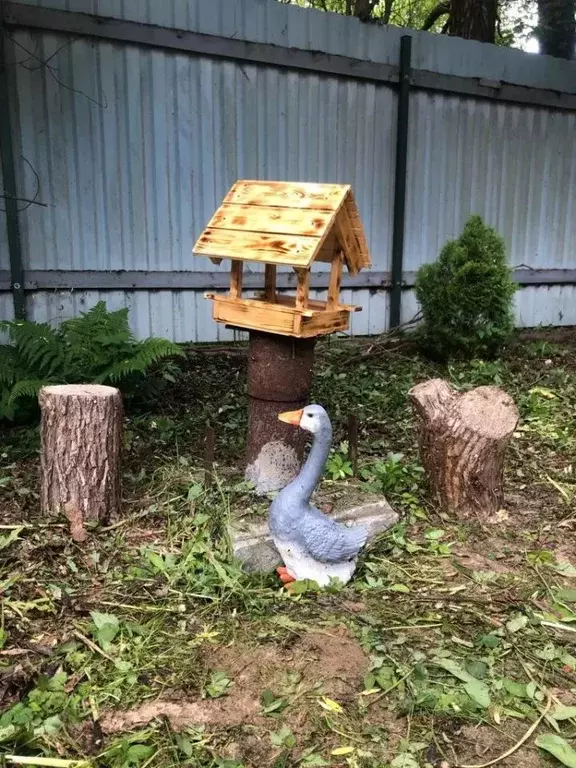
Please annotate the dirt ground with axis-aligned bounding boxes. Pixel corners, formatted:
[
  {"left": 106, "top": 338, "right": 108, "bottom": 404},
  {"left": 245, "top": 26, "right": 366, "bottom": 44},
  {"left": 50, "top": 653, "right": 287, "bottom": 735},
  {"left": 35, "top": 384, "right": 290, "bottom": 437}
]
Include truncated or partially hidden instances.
[{"left": 3, "top": 328, "right": 576, "bottom": 766}]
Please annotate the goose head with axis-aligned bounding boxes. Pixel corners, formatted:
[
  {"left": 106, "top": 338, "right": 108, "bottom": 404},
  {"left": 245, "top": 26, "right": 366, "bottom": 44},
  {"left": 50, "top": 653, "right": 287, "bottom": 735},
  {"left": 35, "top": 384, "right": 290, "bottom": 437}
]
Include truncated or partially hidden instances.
[{"left": 278, "top": 404, "right": 331, "bottom": 436}]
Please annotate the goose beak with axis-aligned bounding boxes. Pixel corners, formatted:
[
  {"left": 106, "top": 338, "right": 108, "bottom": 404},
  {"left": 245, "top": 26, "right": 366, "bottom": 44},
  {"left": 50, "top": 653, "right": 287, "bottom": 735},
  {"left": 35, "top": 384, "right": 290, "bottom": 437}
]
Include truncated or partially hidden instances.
[{"left": 278, "top": 408, "right": 303, "bottom": 426}]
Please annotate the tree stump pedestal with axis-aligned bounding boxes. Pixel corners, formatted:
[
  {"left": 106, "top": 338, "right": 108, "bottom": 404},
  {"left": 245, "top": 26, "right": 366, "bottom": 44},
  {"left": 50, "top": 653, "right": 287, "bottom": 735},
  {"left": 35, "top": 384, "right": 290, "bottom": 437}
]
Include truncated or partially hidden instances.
[
  {"left": 244, "top": 331, "right": 316, "bottom": 494},
  {"left": 39, "top": 384, "right": 123, "bottom": 540},
  {"left": 409, "top": 378, "right": 519, "bottom": 520}
]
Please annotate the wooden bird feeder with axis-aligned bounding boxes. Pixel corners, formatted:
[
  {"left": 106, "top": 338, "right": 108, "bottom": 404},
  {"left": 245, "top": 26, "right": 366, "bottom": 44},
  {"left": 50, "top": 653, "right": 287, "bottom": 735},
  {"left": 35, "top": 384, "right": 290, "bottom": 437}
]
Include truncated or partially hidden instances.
[{"left": 193, "top": 180, "right": 371, "bottom": 338}]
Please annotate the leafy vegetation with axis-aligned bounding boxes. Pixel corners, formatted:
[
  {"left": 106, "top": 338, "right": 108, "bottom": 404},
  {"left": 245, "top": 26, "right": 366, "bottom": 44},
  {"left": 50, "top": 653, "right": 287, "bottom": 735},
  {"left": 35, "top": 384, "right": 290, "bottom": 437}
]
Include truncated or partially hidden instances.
[
  {"left": 0, "top": 301, "right": 182, "bottom": 422},
  {"left": 415, "top": 215, "right": 517, "bottom": 361},
  {"left": 3, "top": 329, "right": 576, "bottom": 766}
]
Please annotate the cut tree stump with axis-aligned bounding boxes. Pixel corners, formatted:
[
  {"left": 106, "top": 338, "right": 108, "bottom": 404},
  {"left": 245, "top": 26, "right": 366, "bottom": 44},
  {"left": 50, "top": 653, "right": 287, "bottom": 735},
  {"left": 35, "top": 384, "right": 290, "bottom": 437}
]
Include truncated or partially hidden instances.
[
  {"left": 409, "top": 378, "right": 519, "bottom": 520},
  {"left": 39, "top": 384, "right": 123, "bottom": 540}
]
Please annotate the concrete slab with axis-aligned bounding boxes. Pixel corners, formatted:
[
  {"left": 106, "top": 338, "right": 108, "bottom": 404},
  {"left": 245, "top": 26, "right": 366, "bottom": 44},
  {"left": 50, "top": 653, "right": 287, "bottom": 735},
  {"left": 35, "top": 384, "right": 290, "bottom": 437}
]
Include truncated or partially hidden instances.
[{"left": 230, "top": 498, "right": 399, "bottom": 573}]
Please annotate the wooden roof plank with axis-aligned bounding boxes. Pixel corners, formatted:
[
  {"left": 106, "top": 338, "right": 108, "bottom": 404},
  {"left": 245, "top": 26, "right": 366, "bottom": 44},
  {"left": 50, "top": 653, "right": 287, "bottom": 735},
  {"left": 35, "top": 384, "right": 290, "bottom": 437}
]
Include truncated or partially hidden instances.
[
  {"left": 194, "top": 228, "right": 318, "bottom": 267},
  {"left": 223, "top": 180, "right": 350, "bottom": 210},
  {"left": 334, "top": 213, "right": 358, "bottom": 275},
  {"left": 207, "top": 204, "right": 335, "bottom": 237},
  {"left": 343, "top": 191, "right": 371, "bottom": 268}
]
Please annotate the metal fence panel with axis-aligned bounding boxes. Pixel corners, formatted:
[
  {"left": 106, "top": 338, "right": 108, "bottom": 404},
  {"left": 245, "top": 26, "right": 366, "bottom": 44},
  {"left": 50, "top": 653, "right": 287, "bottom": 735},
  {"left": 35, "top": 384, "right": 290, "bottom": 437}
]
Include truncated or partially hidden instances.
[
  {"left": 12, "top": 29, "right": 395, "bottom": 278},
  {"left": 405, "top": 91, "right": 576, "bottom": 273}
]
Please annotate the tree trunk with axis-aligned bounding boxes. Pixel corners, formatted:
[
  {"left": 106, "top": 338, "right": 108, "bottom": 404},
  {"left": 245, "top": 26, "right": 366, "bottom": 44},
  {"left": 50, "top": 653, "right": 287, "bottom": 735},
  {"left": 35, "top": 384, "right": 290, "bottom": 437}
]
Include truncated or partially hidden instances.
[
  {"left": 448, "top": 0, "right": 497, "bottom": 42},
  {"left": 409, "top": 379, "right": 518, "bottom": 520},
  {"left": 39, "top": 384, "right": 123, "bottom": 540},
  {"left": 538, "top": 0, "right": 575, "bottom": 59},
  {"left": 353, "top": 0, "right": 377, "bottom": 21}
]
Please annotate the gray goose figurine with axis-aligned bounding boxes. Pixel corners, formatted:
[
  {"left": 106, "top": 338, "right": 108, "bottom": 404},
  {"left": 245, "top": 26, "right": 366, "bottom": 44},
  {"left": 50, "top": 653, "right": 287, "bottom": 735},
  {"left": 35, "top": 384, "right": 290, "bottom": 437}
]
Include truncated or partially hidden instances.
[{"left": 269, "top": 404, "right": 368, "bottom": 588}]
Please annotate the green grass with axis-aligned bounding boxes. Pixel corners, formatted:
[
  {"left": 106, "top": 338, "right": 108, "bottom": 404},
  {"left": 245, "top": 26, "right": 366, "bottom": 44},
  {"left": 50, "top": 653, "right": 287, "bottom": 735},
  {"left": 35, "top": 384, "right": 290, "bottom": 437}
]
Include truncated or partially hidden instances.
[{"left": 2, "top": 330, "right": 576, "bottom": 767}]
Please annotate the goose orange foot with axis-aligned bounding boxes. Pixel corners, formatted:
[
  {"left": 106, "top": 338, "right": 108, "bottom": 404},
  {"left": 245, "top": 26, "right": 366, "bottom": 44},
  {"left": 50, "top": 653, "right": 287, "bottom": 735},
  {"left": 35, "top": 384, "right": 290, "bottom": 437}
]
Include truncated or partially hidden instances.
[{"left": 276, "top": 566, "right": 296, "bottom": 586}]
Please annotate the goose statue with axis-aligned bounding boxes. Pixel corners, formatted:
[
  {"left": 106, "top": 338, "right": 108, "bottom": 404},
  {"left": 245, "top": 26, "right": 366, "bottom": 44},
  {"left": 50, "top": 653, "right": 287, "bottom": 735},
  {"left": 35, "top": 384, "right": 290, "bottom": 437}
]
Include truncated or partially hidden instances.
[{"left": 269, "top": 404, "right": 368, "bottom": 588}]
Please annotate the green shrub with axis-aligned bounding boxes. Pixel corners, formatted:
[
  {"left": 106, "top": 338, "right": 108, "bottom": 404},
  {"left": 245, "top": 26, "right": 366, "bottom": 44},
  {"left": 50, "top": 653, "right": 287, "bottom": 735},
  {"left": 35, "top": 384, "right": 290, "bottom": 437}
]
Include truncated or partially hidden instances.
[
  {"left": 415, "top": 215, "right": 516, "bottom": 361},
  {"left": 0, "top": 301, "right": 183, "bottom": 422}
]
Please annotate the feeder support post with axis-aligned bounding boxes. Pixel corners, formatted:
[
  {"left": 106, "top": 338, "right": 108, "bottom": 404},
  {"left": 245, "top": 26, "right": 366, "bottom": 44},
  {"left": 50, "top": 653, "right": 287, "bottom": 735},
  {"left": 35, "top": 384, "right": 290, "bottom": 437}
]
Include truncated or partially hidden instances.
[
  {"left": 327, "top": 250, "right": 344, "bottom": 310},
  {"left": 264, "top": 264, "right": 277, "bottom": 301},
  {"left": 295, "top": 269, "right": 310, "bottom": 311},
  {"left": 230, "top": 260, "right": 243, "bottom": 299},
  {"left": 245, "top": 331, "right": 316, "bottom": 494}
]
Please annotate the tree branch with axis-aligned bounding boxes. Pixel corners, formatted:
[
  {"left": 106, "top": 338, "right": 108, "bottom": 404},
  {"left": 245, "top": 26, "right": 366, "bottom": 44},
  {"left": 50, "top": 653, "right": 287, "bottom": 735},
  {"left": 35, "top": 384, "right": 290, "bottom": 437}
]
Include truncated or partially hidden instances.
[
  {"left": 1, "top": 193, "right": 48, "bottom": 208},
  {"left": 422, "top": 1, "right": 450, "bottom": 30},
  {"left": 383, "top": 0, "right": 395, "bottom": 23}
]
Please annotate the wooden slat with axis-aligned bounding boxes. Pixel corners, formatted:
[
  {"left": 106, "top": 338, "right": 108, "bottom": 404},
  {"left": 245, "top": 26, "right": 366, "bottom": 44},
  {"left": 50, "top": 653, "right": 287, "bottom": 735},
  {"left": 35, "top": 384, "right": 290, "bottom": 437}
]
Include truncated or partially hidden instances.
[
  {"left": 300, "top": 309, "right": 350, "bottom": 338},
  {"left": 327, "top": 251, "right": 343, "bottom": 310},
  {"left": 271, "top": 294, "right": 323, "bottom": 313},
  {"left": 344, "top": 192, "right": 371, "bottom": 267},
  {"left": 335, "top": 208, "right": 359, "bottom": 275},
  {"left": 264, "top": 264, "right": 276, "bottom": 301},
  {"left": 243, "top": 292, "right": 361, "bottom": 314},
  {"left": 208, "top": 294, "right": 302, "bottom": 316},
  {"left": 295, "top": 269, "right": 310, "bottom": 311},
  {"left": 194, "top": 228, "right": 319, "bottom": 267},
  {"left": 315, "top": 230, "right": 339, "bottom": 263},
  {"left": 230, "top": 260, "right": 243, "bottom": 299},
  {"left": 223, "top": 181, "right": 350, "bottom": 211},
  {"left": 213, "top": 299, "right": 296, "bottom": 335},
  {"left": 208, "top": 204, "right": 335, "bottom": 237}
]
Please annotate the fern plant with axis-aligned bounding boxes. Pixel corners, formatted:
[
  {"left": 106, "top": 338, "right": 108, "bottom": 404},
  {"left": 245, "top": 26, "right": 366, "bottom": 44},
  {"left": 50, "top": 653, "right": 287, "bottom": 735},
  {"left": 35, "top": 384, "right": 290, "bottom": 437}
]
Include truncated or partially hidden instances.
[
  {"left": 415, "top": 215, "right": 517, "bottom": 361},
  {"left": 0, "top": 301, "right": 183, "bottom": 422}
]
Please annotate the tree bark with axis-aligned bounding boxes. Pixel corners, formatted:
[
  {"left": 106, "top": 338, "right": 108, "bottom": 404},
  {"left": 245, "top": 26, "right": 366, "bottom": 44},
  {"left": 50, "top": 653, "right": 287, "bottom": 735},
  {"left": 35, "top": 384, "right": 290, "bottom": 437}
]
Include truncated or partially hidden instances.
[
  {"left": 245, "top": 331, "right": 316, "bottom": 494},
  {"left": 422, "top": 1, "right": 450, "bottom": 31},
  {"left": 537, "top": 0, "right": 575, "bottom": 59},
  {"left": 353, "top": 0, "right": 378, "bottom": 21},
  {"left": 448, "top": 0, "right": 497, "bottom": 42},
  {"left": 39, "top": 384, "right": 123, "bottom": 540},
  {"left": 409, "top": 379, "right": 518, "bottom": 520}
]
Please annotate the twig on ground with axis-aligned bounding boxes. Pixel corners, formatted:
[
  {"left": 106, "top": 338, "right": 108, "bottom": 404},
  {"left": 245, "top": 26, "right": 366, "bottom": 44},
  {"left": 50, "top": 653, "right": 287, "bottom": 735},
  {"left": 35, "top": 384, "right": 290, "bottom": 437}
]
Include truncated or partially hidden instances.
[
  {"left": 456, "top": 696, "right": 551, "bottom": 768},
  {"left": 99, "top": 508, "right": 157, "bottom": 532},
  {"left": 343, "top": 311, "right": 422, "bottom": 365},
  {"left": 71, "top": 629, "right": 115, "bottom": 664},
  {"left": 365, "top": 666, "right": 415, "bottom": 708},
  {"left": 4, "top": 758, "right": 91, "bottom": 767},
  {"left": 541, "top": 620, "right": 576, "bottom": 634}
]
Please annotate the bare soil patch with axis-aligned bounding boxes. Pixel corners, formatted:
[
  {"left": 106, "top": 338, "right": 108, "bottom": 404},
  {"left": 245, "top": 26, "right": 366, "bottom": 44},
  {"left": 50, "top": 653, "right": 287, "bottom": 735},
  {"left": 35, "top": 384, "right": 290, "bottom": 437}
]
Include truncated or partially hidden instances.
[{"left": 101, "top": 627, "right": 367, "bottom": 735}]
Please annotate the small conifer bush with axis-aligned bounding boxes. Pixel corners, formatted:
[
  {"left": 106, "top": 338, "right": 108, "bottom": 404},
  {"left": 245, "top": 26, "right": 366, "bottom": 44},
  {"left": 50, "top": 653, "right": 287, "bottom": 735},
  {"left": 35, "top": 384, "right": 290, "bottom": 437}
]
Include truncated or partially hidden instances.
[{"left": 415, "top": 215, "right": 516, "bottom": 361}]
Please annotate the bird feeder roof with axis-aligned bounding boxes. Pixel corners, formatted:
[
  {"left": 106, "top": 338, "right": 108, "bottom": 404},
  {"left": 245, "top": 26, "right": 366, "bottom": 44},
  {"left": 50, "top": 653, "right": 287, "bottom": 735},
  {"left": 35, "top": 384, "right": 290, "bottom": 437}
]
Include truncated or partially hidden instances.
[{"left": 193, "top": 180, "right": 371, "bottom": 275}]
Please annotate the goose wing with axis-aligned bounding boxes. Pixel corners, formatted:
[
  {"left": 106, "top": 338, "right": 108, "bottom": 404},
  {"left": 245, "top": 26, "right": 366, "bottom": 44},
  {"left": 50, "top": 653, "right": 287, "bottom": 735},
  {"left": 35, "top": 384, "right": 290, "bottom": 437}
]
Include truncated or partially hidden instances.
[{"left": 297, "top": 508, "right": 368, "bottom": 564}]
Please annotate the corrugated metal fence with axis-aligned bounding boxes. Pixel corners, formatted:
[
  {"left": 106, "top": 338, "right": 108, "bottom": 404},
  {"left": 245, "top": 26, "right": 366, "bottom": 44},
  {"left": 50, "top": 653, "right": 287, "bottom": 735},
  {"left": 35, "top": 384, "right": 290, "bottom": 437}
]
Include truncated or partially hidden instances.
[{"left": 1, "top": 0, "right": 575, "bottom": 340}]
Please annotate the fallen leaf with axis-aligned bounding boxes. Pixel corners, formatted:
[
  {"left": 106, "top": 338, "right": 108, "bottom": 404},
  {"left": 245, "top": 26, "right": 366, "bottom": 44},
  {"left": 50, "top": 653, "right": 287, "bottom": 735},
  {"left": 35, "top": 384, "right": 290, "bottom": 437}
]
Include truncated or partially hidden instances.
[
  {"left": 552, "top": 704, "right": 576, "bottom": 721},
  {"left": 464, "top": 679, "right": 491, "bottom": 708},
  {"left": 556, "top": 589, "right": 576, "bottom": 603},
  {"left": 433, "top": 657, "right": 474, "bottom": 683},
  {"left": 390, "top": 584, "right": 410, "bottom": 593},
  {"left": 506, "top": 615, "right": 528, "bottom": 633},
  {"left": 536, "top": 733, "right": 576, "bottom": 767},
  {"left": 331, "top": 746, "right": 355, "bottom": 756},
  {"left": 318, "top": 696, "right": 343, "bottom": 714}
]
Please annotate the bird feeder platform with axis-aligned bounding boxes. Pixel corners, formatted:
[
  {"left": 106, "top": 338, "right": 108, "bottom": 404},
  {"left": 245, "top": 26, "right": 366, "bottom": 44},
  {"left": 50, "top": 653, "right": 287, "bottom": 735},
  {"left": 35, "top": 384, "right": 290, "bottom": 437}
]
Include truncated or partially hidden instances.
[{"left": 193, "top": 180, "right": 371, "bottom": 338}]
